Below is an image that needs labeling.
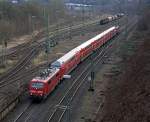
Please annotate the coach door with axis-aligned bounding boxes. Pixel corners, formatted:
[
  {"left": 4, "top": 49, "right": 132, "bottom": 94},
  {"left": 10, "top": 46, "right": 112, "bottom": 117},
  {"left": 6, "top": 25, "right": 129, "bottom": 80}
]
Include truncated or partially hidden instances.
[
  {"left": 75, "top": 52, "right": 81, "bottom": 64},
  {"left": 67, "top": 56, "right": 76, "bottom": 73}
]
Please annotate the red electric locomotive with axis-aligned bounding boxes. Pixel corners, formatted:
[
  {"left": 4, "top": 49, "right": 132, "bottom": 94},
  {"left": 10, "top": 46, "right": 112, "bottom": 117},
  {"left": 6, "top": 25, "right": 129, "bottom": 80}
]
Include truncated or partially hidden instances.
[{"left": 29, "top": 26, "right": 119, "bottom": 100}]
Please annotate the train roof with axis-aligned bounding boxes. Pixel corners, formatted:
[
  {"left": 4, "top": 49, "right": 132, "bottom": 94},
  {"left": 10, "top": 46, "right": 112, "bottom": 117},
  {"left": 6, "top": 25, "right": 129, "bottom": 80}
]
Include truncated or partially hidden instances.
[
  {"left": 51, "top": 48, "right": 77, "bottom": 66},
  {"left": 31, "top": 68, "right": 60, "bottom": 83},
  {"left": 77, "top": 26, "right": 115, "bottom": 49},
  {"left": 55, "top": 26, "right": 116, "bottom": 65}
]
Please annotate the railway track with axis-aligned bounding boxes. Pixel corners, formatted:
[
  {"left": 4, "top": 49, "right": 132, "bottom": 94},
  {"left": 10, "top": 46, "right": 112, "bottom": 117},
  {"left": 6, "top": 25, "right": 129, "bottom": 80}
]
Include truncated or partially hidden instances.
[
  {"left": 0, "top": 40, "right": 45, "bottom": 87},
  {"left": 46, "top": 18, "right": 137, "bottom": 122},
  {"left": 0, "top": 18, "right": 105, "bottom": 114},
  {"left": 92, "top": 19, "right": 138, "bottom": 122},
  {"left": 11, "top": 20, "right": 131, "bottom": 121},
  {"left": 13, "top": 103, "right": 34, "bottom": 122},
  {"left": 0, "top": 18, "right": 106, "bottom": 64},
  {"left": 0, "top": 19, "right": 100, "bottom": 59},
  {"left": 0, "top": 16, "right": 131, "bottom": 122},
  {"left": 0, "top": 19, "right": 100, "bottom": 84},
  {"left": 13, "top": 37, "right": 111, "bottom": 122},
  {"left": 47, "top": 43, "right": 111, "bottom": 122},
  {"left": 0, "top": 49, "right": 36, "bottom": 86},
  {"left": 0, "top": 18, "right": 116, "bottom": 88}
]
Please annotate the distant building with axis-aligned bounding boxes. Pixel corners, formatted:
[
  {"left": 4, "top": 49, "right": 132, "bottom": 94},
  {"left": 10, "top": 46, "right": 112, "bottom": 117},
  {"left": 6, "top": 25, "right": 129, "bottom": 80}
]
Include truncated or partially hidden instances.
[
  {"left": 65, "top": 3, "right": 92, "bottom": 11},
  {"left": 8, "top": 0, "right": 25, "bottom": 4},
  {"left": 11, "top": 0, "right": 18, "bottom": 3}
]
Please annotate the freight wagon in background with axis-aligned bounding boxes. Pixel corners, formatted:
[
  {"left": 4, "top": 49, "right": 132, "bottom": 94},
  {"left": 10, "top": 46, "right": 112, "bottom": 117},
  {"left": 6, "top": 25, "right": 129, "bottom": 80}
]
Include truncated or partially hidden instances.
[
  {"left": 100, "top": 13, "right": 124, "bottom": 25},
  {"left": 29, "top": 26, "right": 120, "bottom": 101}
]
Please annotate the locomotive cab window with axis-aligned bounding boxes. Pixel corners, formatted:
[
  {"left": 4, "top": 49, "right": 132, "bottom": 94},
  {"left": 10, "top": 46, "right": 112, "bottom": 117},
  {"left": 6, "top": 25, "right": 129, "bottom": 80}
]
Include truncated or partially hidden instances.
[
  {"left": 71, "top": 56, "right": 75, "bottom": 61},
  {"left": 86, "top": 45, "right": 91, "bottom": 49},
  {"left": 48, "top": 80, "right": 51, "bottom": 84},
  {"left": 51, "top": 61, "right": 61, "bottom": 68},
  {"left": 31, "top": 82, "right": 44, "bottom": 89},
  {"left": 56, "top": 73, "right": 59, "bottom": 77},
  {"left": 68, "top": 56, "right": 75, "bottom": 63}
]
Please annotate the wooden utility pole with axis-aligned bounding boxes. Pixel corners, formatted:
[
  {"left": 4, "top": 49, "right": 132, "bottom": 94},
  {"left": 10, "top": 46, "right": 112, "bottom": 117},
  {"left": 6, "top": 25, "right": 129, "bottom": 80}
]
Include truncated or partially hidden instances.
[
  {"left": 0, "top": 33, "right": 7, "bottom": 67},
  {"left": 44, "top": 4, "right": 57, "bottom": 65},
  {"left": 81, "top": 0, "right": 86, "bottom": 36}
]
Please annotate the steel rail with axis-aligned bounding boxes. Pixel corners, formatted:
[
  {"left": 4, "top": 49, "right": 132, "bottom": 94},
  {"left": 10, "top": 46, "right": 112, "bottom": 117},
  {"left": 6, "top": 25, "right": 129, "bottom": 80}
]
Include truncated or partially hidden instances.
[
  {"left": 47, "top": 33, "right": 114, "bottom": 122},
  {"left": 0, "top": 19, "right": 100, "bottom": 86},
  {"left": 1, "top": 16, "right": 129, "bottom": 122},
  {"left": 0, "top": 49, "right": 36, "bottom": 86},
  {"left": 7, "top": 16, "right": 135, "bottom": 122},
  {"left": 47, "top": 18, "right": 137, "bottom": 122},
  {"left": 92, "top": 20, "right": 138, "bottom": 122},
  {"left": 13, "top": 19, "right": 135, "bottom": 122},
  {"left": 13, "top": 62, "right": 90, "bottom": 122},
  {"left": 13, "top": 103, "right": 32, "bottom": 122}
]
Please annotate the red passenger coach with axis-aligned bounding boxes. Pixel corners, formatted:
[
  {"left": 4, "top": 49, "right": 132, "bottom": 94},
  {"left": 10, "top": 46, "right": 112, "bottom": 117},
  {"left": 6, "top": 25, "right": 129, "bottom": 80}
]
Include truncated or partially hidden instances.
[{"left": 29, "top": 26, "right": 119, "bottom": 100}]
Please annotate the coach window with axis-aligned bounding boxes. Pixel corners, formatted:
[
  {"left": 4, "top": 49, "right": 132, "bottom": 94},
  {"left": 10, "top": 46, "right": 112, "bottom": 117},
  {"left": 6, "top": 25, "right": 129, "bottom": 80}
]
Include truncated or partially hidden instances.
[
  {"left": 51, "top": 61, "right": 61, "bottom": 68},
  {"left": 56, "top": 73, "right": 59, "bottom": 77},
  {"left": 69, "top": 56, "right": 75, "bottom": 62},
  {"left": 32, "top": 82, "right": 44, "bottom": 89},
  {"left": 87, "top": 45, "right": 91, "bottom": 49},
  {"left": 48, "top": 80, "right": 51, "bottom": 84}
]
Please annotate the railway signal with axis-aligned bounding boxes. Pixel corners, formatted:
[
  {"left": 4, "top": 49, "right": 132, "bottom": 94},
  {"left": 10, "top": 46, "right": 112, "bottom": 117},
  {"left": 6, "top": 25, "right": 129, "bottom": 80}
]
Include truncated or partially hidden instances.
[
  {"left": 45, "top": 39, "right": 50, "bottom": 54},
  {"left": 0, "top": 32, "right": 8, "bottom": 66},
  {"left": 0, "top": 40, "right": 7, "bottom": 66},
  {"left": 4, "top": 40, "right": 7, "bottom": 48},
  {"left": 88, "top": 71, "right": 95, "bottom": 92},
  {"left": 88, "top": 49, "right": 96, "bottom": 92},
  {"left": 45, "top": 38, "right": 57, "bottom": 54},
  {"left": 91, "top": 71, "right": 95, "bottom": 80}
]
